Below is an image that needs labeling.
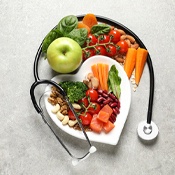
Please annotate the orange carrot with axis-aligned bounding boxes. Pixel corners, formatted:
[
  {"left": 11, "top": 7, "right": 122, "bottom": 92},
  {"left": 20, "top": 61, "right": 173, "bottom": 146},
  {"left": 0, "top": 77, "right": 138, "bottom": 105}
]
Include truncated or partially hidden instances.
[
  {"left": 102, "top": 64, "right": 109, "bottom": 91},
  {"left": 97, "top": 63, "right": 105, "bottom": 90},
  {"left": 77, "top": 22, "right": 90, "bottom": 34},
  {"left": 91, "top": 64, "right": 99, "bottom": 79},
  {"left": 135, "top": 48, "right": 148, "bottom": 85},
  {"left": 82, "top": 13, "right": 98, "bottom": 28},
  {"left": 124, "top": 48, "right": 137, "bottom": 79}
]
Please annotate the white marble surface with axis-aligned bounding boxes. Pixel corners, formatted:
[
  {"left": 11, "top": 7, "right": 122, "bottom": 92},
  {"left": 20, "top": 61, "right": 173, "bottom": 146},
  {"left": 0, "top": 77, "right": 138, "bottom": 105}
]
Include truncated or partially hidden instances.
[{"left": 0, "top": 0, "right": 175, "bottom": 174}]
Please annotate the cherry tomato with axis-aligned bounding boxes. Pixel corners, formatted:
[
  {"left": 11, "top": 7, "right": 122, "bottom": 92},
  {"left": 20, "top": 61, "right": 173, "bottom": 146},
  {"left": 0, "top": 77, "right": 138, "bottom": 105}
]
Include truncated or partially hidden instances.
[
  {"left": 106, "top": 44, "right": 117, "bottom": 57},
  {"left": 95, "top": 45, "right": 107, "bottom": 56},
  {"left": 98, "top": 34, "right": 110, "bottom": 44},
  {"left": 68, "top": 109, "right": 76, "bottom": 120},
  {"left": 78, "top": 97, "right": 89, "bottom": 108},
  {"left": 88, "top": 102, "right": 101, "bottom": 115},
  {"left": 86, "top": 89, "right": 98, "bottom": 102},
  {"left": 109, "top": 30, "right": 121, "bottom": 44},
  {"left": 79, "top": 112, "right": 92, "bottom": 125},
  {"left": 117, "top": 40, "right": 129, "bottom": 54},
  {"left": 82, "top": 48, "right": 95, "bottom": 61},
  {"left": 86, "top": 34, "right": 98, "bottom": 46}
]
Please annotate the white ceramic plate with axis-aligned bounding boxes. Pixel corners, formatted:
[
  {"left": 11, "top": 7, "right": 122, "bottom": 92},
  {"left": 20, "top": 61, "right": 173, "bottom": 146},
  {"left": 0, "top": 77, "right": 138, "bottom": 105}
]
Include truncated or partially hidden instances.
[{"left": 44, "top": 55, "right": 131, "bottom": 145}]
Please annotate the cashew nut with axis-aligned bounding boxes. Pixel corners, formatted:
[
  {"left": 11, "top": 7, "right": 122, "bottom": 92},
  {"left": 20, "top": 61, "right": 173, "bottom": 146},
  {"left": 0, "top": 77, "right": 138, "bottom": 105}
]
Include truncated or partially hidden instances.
[
  {"left": 68, "top": 120, "right": 78, "bottom": 127},
  {"left": 62, "top": 115, "right": 69, "bottom": 125},
  {"left": 51, "top": 104, "right": 60, "bottom": 114},
  {"left": 56, "top": 111, "right": 65, "bottom": 121},
  {"left": 72, "top": 103, "right": 81, "bottom": 110}
]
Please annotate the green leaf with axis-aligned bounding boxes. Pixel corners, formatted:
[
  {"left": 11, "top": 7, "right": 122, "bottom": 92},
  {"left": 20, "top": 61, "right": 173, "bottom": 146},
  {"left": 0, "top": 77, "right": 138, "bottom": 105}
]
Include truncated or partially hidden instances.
[
  {"left": 58, "top": 15, "right": 78, "bottom": 35},
  {"left": 67, "top": 28, "right": 88, "bottom": 47},
  {"left": 107, "top": 65, "right": 121, "bottom": 98},
  {"left": 42, "top": 28, "right": 63, "bottom": 54},
  {"left": 90, "top": 24, "right": 111, "bottom": 36}
]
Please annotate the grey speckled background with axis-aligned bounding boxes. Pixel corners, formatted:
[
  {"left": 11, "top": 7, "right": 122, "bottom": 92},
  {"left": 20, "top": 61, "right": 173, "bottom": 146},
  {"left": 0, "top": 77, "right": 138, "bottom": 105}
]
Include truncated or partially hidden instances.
[{"left": 0, "top": 0, "right": 175, "bottom": 175}]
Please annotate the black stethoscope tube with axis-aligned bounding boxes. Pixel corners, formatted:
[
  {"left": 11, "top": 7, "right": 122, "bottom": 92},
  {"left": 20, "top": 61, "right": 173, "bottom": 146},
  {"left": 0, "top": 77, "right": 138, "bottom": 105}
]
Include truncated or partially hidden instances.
[{"left": 33, "top": 43, "right": 42, "bottom": 82}]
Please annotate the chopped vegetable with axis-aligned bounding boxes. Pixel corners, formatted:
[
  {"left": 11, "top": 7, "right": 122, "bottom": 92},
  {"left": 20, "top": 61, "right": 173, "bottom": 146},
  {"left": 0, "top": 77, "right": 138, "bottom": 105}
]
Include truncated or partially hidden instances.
[
  {"left": 82, "top": 13, "right": 98, "bottom": 29},
  {"left": 124, "top": 48, "right": 137, "bottom": 79},
  {"left": 135, "top": 48, "right": 148, "bottom": 85},
  {"left": 91, "top": 64, "right": 100, "bottom": 80},
  {"left": 103, "top": 120, "right": 115, "bottom": 133},
  {"left": 97, "top": 63, "right": 104, "bottom": 90},
  {"left": 77, "top": 22, "right": 90, "bottom": 34},
  {"left": 59, "top": 81, "right": 88, "bottom": 103},
  {"left": 102, "top": 64, "right": 109, "bottom": 91},
  {"left": 90, "top": 114, "right": 104, "bottom": 133},
  {"left": 107, "top": 65, "right": 121, "bottom": 99}
]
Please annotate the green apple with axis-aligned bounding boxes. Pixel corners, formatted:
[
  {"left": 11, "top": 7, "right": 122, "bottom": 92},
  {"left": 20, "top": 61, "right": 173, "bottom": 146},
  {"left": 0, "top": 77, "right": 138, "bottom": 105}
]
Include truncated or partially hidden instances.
[{"left": 47, "top": 37, "right": 82, "bottom": 73}]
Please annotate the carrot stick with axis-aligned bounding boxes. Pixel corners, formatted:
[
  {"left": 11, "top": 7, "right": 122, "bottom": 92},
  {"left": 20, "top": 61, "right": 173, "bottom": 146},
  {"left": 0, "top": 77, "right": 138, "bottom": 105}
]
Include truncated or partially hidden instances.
[
  {"left": 135, "top": 48, "right": 148, "bottom": 85},
  {"left": 97, "top": 63, "right": 105, "bottom": 90},
  {"left": 91, "top": 64, "right": 99, "bottom": 79},
  {"left": 77, "top": 22, "right": 90, "bottom": 34},
  {"left": 82, "top": 13, "right": 98, "bottom": 29},
  {"left": 124, "top": 48, "right": 137, "bottom": 79},
  {"left": 102, "top": 64, "right": 109, "bottom": 91}
]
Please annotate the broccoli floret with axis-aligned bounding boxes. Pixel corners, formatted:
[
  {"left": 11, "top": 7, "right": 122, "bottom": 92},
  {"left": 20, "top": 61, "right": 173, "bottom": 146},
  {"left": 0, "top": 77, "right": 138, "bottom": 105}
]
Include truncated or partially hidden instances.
[{"left": 59, "top": 81, "right": 88, "bottom": 103}]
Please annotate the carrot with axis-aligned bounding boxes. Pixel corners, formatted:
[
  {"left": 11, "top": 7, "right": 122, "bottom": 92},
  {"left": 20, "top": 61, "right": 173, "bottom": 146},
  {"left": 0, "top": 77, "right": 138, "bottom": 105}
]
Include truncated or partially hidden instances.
[
  {"left": 91, "top": 64, "right": 99, "bottom": 79},
  {"left": 135, "top": 48, "right": 148, "bottom": 85},
  {"left": 82, "top": 13, "right": 98, "bottom": 29},
  {"left": 124, "top": 48, "right": 137, "bottom": 79},
  {"left": 97, "top": 63, "right": 105, "bottom": 90},
  {"left": 77, "top": 22, "right": 90, "bottom": 34},
  {"left": 102, "top": 64, "right": 109, "bottom": 91}
]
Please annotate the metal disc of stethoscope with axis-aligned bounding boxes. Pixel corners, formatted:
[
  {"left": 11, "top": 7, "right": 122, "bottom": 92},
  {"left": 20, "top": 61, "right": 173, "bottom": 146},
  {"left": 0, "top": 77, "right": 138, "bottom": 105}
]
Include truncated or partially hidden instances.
[{"left": 137, "top": 120, "right": 159, "bottom": 142}]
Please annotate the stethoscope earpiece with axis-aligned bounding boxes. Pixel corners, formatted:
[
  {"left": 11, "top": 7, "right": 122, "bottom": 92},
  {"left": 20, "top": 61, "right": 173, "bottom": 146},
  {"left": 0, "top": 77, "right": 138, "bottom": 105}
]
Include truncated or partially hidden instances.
[{"left": 137, "top": 120, "right": 159, "bottom": 142}]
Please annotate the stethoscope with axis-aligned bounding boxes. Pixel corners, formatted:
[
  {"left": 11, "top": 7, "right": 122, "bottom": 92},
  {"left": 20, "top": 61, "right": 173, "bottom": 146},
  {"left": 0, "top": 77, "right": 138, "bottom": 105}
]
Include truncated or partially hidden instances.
[{"left": 30, "top": 15, "right": 159, "bottom": 165}]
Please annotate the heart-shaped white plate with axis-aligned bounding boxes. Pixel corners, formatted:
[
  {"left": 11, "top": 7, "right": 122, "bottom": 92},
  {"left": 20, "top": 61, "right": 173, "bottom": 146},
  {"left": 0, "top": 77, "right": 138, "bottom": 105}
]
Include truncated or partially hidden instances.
[{"left": 44, "top": 55, "right": 131, "bottom": 145}]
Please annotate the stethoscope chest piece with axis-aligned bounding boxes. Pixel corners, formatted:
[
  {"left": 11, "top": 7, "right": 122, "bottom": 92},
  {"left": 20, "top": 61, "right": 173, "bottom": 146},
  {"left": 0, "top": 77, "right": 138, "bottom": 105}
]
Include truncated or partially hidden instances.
[{"left": 137, "top": 120, "right": 159, "bottom": 142}]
